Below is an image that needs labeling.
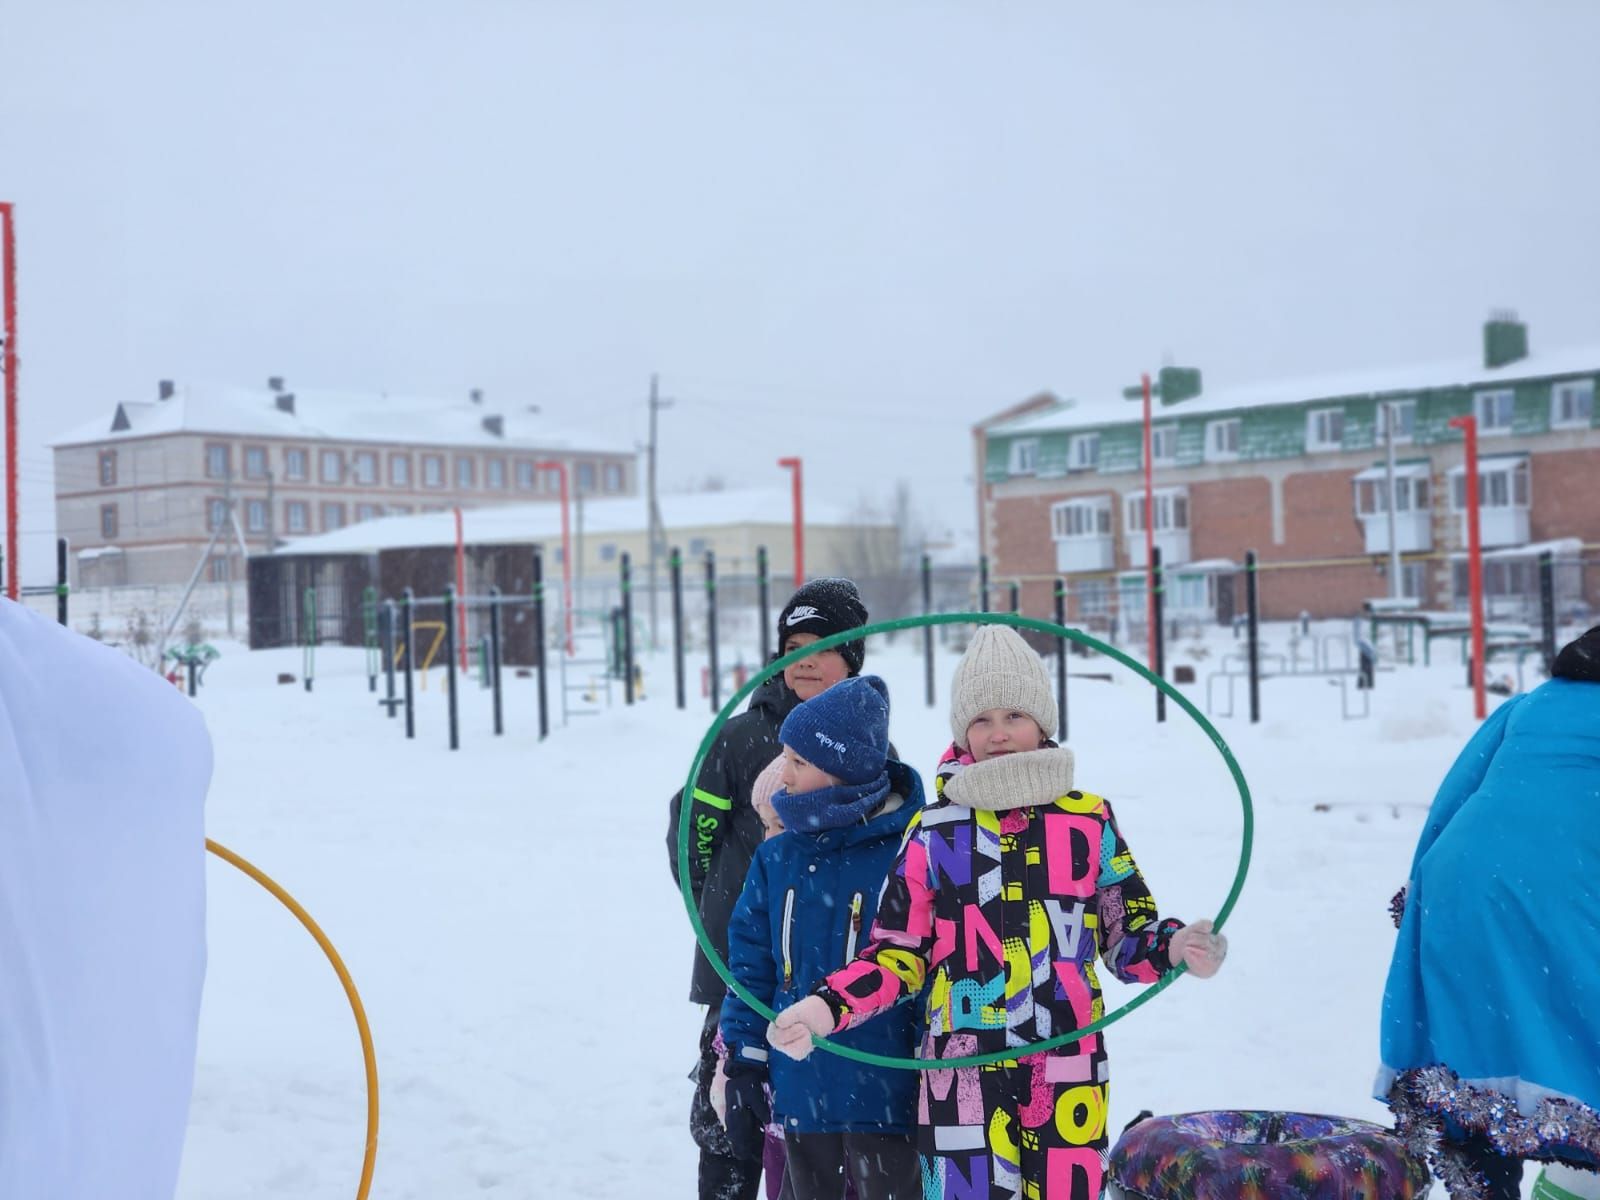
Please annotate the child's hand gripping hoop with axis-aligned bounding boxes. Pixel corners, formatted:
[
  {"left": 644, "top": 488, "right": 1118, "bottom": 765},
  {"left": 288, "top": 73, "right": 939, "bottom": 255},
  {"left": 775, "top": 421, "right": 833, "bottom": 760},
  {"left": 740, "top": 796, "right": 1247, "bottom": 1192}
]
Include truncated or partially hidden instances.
[{"left": 677, "top": 611, "right": 1254, "bottom": 1071}]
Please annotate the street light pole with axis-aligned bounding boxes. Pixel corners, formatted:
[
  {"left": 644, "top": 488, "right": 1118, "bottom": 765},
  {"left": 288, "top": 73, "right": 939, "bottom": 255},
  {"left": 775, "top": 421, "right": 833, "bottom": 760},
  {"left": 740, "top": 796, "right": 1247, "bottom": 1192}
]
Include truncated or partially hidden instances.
[
  {"left": 1142, "top": 372, "right": 1156, "bottom": 674},
  {"left": 1, "top": 202, "right": 18, "bottom": 600},
  {"left": 777, "top": 457, "right": 804, "bottom": 587},
  {"left": 1448, "top": 414, "right": 1487, "bottom": 720},
  {"left": 1383, "top": 401, "right": 1402, "bottom": 599}
]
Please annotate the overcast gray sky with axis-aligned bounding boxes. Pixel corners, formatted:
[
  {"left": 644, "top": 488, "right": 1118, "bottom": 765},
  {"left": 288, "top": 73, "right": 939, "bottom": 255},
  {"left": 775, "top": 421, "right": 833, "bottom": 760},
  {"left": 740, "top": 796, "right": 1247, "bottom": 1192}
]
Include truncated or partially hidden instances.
[{"left": 4, "top": 0, "right": 1599, "bottom": 583}]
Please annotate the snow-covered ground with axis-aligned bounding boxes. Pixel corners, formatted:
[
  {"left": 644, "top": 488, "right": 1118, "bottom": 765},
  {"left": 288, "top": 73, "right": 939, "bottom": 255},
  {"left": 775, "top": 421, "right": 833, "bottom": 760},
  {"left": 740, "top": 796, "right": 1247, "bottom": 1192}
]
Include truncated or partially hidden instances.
[{"left": 173, "top": 623, "right": 1526, "bottom": 1198}]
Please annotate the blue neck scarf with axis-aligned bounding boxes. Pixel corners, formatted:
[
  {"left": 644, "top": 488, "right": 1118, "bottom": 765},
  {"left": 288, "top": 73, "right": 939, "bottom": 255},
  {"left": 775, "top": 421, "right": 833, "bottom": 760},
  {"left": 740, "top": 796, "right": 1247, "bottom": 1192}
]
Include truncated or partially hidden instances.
[{"left": 770, "top": 771, "right": 891, "bottom": 833}]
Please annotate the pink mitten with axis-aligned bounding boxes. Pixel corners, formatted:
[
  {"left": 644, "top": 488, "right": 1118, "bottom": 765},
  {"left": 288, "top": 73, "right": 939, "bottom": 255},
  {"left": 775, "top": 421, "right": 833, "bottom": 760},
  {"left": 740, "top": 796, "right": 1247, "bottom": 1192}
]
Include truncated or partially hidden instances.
[
  {"left": 1169, "top": 919, "right": 1228, "bottom": 979},
  {"left": 767, "top": 995, "right": 836, "bottom": 1061}
]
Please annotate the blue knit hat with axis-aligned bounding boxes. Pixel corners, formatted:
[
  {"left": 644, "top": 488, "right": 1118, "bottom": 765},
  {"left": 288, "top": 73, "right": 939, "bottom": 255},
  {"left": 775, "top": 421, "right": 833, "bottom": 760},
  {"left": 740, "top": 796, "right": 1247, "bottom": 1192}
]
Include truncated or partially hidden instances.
[{"left": 778, "top": 675, "right": 890, "bottom": 786}]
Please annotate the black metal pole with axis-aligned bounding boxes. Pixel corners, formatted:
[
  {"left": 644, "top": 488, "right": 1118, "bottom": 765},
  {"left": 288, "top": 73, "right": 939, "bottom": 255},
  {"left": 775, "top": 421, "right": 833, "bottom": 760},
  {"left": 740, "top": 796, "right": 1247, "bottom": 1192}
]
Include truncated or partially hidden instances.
[
  {"left": 532, "top": 551, "right": 548, "bottom": 741},
  {"left": 382, "top": 600, "right": 398, "bottom": 718},
  {"left": 1539, "top": 549, "right": 1557, "bottom": 675},
  {"left": 1009, "top": 581, "right": 1021, "bottom": 614},
  {"left": 1245, "top": 550, "right": 1261, "bottom": 725},
  {"left": 921, "top": 552, "right": 934, "bottom": 708},
  {"left": 706, "top": 550, "right": 720, "bottom": 712},
  {"left": 444, "top": 584, "right": 459, "bottom": 751},
  {"left": 1152, "top": 546, "right": 1166, "bottom": 724},
  {"left": 56, "top": 537, "right": 69, "bottom": 626},
  {"left": 671, "top": 546, "right": 686, "bottom": 710},
  {"left": 490, "top": 586, "right": 504, "bottom": 736},
  {"left": 621, "top": 552, "right": 635, "bottom": 705},
  {"left": 979, "top": 555, "right": 990, "bottom": 612},
  {"left": 1055, "top": 579, "right": 1068, "bottom": 743},
  {"left": 403, "top": 587, "right": 416, "bottom": 739},
  {"left": 757, "top": 544, "right": 771, "bottom": 663},
  {"left": 187, "top": 656, "right": 197, "bottom": 697}
]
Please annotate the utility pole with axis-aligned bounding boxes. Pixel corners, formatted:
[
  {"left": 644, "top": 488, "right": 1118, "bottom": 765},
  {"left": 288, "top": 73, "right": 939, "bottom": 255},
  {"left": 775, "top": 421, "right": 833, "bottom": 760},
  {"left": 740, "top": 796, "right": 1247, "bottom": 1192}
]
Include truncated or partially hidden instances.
[
  {"left": 1383, "top": 401, "right": 1402, "bottom": 599},
  {"left": 645, "top": 373, "right": 673, "bottom": 651},
  {"left": 223, "top": 463, "right": 235, "bottom": 637}
]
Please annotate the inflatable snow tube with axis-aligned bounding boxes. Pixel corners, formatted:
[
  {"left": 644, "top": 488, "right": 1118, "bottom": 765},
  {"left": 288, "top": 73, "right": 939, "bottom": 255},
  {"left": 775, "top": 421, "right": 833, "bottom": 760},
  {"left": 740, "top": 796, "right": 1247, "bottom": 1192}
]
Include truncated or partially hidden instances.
[{"left": 1108, "top": 1111, "right": 1431, "bottom": 1200}]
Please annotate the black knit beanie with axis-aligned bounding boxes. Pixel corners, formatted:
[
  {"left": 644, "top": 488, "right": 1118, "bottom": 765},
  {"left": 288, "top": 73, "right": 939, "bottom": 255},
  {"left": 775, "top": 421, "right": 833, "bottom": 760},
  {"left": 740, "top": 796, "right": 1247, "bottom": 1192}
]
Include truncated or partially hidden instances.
[
  {"left": 1552, "top": 625, "right": 1600, "bottom": 683},
  {"left": 776, "top": 578, "right": 869, "bottom": 675}
]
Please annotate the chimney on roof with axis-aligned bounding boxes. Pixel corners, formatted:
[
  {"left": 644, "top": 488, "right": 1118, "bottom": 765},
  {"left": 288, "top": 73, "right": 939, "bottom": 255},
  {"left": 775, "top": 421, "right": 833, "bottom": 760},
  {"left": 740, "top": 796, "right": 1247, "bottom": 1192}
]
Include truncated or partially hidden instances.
[
  {"left": 470, "top": 387, "right": 484, "bottom": 405},
  {"left": 268, "top": 375, "right": 286, "bottom": 393},
  {"left": 276, "top": 392, "right": 296, "bottom": 415},
  {"left": 158, "top": 379, "right": 175, "bottom": 401},
  {"left": 1484, "top": 311, "right": 1529, "bottom": 369},
  {"left": 482, "top": 414, "right": 504, "bottom": 438}
]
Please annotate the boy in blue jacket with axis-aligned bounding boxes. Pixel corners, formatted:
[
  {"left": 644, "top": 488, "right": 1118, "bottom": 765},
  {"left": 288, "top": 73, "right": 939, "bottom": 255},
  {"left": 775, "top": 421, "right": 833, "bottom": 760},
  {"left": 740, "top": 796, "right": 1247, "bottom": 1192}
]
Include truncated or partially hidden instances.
[{"left": 721, "top": 675, "right": 924, "bottom": 1200}]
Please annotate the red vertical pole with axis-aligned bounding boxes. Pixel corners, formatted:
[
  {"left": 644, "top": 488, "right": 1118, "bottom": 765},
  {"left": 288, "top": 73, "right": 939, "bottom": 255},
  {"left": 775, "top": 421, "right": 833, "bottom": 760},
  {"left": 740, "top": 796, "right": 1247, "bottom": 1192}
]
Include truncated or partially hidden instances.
[
  {"left": 1142, "top": 372, "right": 1156, "bottom": 674},
  {"left": 778, "top": 456, "right": 804, "bottom": 586},
  {"left": 454, "top": 507, "right": 468, "bottom": 671},
  {"left": 1449, "top": 414, "right": 1487, "bottom": 719},
  {"left": 537, "top": 459, "right": 574, "bottom": 653},
  {"left": 1, "top": 203, "right": 18, "bottom": 601}
]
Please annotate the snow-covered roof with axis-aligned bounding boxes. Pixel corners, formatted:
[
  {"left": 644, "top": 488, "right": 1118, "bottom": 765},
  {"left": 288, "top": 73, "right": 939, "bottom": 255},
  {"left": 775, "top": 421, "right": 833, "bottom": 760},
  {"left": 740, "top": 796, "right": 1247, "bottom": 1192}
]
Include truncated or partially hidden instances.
[
  {"left": 49, "top": 382, "right": 631, "bottom": 454},
  {"left": 271, "top": 488, "right": 874, "bottom": 557},
  {"left": 987, "top": 344, "right": 1600, "bottom": 437}
]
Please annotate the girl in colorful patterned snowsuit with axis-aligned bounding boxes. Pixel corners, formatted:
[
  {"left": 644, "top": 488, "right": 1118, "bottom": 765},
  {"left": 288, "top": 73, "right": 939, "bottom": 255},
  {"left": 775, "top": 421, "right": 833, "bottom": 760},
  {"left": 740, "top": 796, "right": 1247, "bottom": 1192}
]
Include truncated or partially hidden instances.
[{"left": 769, "top": 626, "right": 1228, "bottom": 1200}]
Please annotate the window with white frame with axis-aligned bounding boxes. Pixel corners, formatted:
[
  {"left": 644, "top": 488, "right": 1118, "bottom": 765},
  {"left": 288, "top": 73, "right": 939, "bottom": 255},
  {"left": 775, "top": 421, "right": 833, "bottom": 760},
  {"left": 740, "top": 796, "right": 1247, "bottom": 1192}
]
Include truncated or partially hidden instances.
[
  {"left": 321, "top": 502, "right": 346, "bottom": 531},
  {"left": 1124, "top": 487, "right": 1189, "bottom": 534},
  {"left": 603, "top": 463, "right": 624, "bottom": 493},
  {"left": 284, "top": 448, "right": 308, "bottom": 482},
  {"left": 355, "top": 503, "right": 381, "bottom": 522},
  {"left": 422, "top": 454, "right": 445, "bottom": 487},
  {"left": 1150, "top": 425, "right": 1178, "bottom": 465},
  {"left": 390, "top": 454, "right": 412, "bottom": 487},
  {"left": 244, "top": 446, "right": 269, "bottom": 479},
  {"left": 352, "top": 451, "right": 378, "bottom": 485},
  {"left": 577, "top": 462, "right": 596, "bottom": 493},
  {"left": 245, "top": 499, "right": 268, "bottom": 533},
  {"left": 515, "top": 461, "right": 536, "bottom": 491},
  {"left": 98, "top": 450, "right": 117, "bottom": 486},
  {"left": 1306, "top": 407, "right": 1345, "bottom": 452},
  {"left": 1376, "top": 399, "right": 1416, "bottom": 442},
  {"left": 1451, "top": 459, "right": 1530, "bottom": 510},
  {"left": 1008, "top": 438, "right": 1040, "bottom": 475},
  {"left": 1050, "top": 497, "right": 1112, "bottom": 540},
  {"left": 1075, "top": 578, "right": 1110, "bottom": 617},
  {"left": 1069, "top": 434, "right": 1100, "bottom": 470},
  {"left": 100, "top": 504, "right": 118, "bottom": 539},
  {"left": 456, "top": 456, "right": 476, "bottom": 488},
  {"left": 285, "top": 501, "right": 309, "bottom": 533},
  {"left": 206, "top": 443, "right": 230, "bottom": 480},
  {"left": 486, "top": 458, "right": 507, "bottom": 489},
  {"left": 1354, "top": 473, "right": 1431, "bottom": 516},
  {"left": 207, "top": 498, "right": 228, "bottom": 531},
  {"left": 1474, "top": 389, "right": 1515, "bottom": 433},
  {"left": 320, "top": 449, "right": 344, "bottom": 484},
  {"left": 1205, "top": 419, "right": 1240, "bottom": 462},
  {"left": 1552, "top": 380, "right": 1594, "bottom": 429}
]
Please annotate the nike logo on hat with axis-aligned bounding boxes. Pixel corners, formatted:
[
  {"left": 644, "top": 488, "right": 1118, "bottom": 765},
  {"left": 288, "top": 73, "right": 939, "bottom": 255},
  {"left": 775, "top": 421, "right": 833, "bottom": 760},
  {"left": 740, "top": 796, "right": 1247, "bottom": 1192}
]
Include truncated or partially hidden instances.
[{"left": 786, "top": 606, "right": 821, "bottom": 626}]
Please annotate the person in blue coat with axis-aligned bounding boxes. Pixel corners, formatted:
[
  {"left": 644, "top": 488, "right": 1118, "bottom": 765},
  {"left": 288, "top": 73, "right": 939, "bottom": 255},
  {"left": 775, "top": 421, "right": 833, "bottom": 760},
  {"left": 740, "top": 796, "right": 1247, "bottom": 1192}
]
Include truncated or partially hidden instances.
[
  {"left": 722, "top": 675, "right": 925, "bottom": 1200},
  {"left": 1377, "top": 624, "right": 1600, "bottom": 1199}
]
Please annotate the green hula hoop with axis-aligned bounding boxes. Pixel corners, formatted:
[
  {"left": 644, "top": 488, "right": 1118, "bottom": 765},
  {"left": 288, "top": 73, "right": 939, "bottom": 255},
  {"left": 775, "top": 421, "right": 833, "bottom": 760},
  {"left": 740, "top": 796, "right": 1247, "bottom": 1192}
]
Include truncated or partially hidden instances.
[{"left": 677, "top": 611, "right": 1253, "bottom": 1070}]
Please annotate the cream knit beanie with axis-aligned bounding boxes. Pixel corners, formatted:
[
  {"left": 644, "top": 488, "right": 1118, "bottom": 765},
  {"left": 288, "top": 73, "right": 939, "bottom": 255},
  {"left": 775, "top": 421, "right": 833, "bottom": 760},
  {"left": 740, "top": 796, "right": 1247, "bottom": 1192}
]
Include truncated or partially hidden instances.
[{"left": 949, "top": 625, "right": 1058, "bottom": 746}]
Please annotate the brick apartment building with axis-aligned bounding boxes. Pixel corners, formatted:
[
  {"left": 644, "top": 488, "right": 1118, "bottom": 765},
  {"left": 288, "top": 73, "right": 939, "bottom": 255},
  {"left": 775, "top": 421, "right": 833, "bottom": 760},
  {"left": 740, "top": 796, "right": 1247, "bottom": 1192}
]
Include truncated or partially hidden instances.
[
  {"left": 975, "top": 316, "right": 1600, "bottom": 631},
  {"left": 50, "top": 380, "right": 636, "bottom": 589}
]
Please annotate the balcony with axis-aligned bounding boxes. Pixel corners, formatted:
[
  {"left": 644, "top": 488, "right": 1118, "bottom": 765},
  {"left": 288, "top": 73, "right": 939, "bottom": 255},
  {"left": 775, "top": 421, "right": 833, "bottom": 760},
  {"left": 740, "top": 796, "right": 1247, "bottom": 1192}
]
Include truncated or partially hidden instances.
[
  {"left": 1055, "top": 536, "right": 1115, "bottom": 574},
  {"left": 1360, "top": 512, "right": 1433, "bottom": 555},
  {"left": 1450, "top": 456, "right": 1530, "bottom": 550},
  {"left": 1125, "top": 530, "right": 1191, "bottom": 568},
  {"left": 1353, "top": 462, "right": 1434, "bottom": 554}
]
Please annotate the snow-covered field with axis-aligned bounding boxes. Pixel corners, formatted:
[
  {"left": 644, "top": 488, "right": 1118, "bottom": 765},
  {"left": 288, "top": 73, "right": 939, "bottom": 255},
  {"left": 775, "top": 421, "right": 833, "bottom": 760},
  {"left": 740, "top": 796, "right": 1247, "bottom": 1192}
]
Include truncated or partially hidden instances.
[{"left": 173, "top": 625, "right": 1518, "bottom": 1198}]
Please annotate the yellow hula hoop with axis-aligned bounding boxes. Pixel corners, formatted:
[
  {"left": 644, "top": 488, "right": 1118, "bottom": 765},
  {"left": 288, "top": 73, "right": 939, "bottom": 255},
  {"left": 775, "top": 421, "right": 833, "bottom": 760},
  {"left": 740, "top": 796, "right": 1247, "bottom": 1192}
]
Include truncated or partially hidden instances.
[{"left": 205, "top": 838, "right": 379, "bottom": 1200}]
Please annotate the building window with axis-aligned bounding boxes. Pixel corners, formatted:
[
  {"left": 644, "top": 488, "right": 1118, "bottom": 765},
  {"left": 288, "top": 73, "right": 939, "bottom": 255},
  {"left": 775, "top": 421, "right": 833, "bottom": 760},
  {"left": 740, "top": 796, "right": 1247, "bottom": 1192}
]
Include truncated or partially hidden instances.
[
  {"left": 1124, "top": 488, "right": 1189, "bottom": 534},
  {"left": 100, "top": 503, "right": 118, "bottom": 539},
  {"left": 98, "top": 450, "right": 117, "bottom": 486},
  {"left": 284, "top": 447, "right": 308, "bottom": 482},
  {"left": 577, "top": 462, "right": 596, "bottom": 494},
  {"left": 355, "top": 503, "right": 381, "bottom": 522},
  {"left": 285, "top": 501, "right": 309, "bottom": 533},
  {"left": 603, "top": 463, "right": 624, "bottom": 493},
  {"left": 1008, "top": 439, "right": 1040, "bottom": 475},
  {"left": 688, "top": 537, "right": 709, "bottom": 557},
  {"left": 1376, "top": 399, "right": 1416, "bottom": 443},
  {"left": 389, "top": 505, "right": 413, "bottom": 515},
  {"left": 1474, "top": 389, "right": 1515, "bottom": 434},
  {"left": 1150, "top": 426, "right": 1178, "bottom": 466},
  {"left": 1451, "top": 459, "right": 1530, "bottom": 510},
  {"left": 245, "top": 499, "right": 268, "bottom": 533},
  {"left": 542, "top": 467, "right": 562, "bottom": 493},
  {"left": 599, "top": 542, "right": 618, "bottom": 562},
  {"left": 486, "top": 458, "right": 507, "bottom": 490},
  {"left": 206, "top": 442, "right": 230, "bottom": 480},
  {"left": 389, "top": 453, "right": 412, "bottom": 487},
  {"left": 515, "top": 461, "right": 536, "bottom": 491},
  {"left": 1074, "top": 578, "right": 1110, "bottom": 617},
  {"left": 352, "top": 451, "right": 378, "bottom": 485},
  {"left": 320, "top": 449, "right": 344, "bottom": 484},
  {"left": 321, "top": 502, "right": 346, "bottom": 531},
  {"left": 1355, "top": 473, "right": 1431, "bottom": 516},
  {"left": 1069, "top": 434, "right": 1099, "bottom": 471},
  {"left": 1204, "top": 419, "right": 1240, "bottom": 462},
  {"left": 422, "top": 454, "right": 445, "bottom": 487},
  {"left": 207, "top": 498, "right": 228, "bottom": 531},
  {"left": 456, "top": 456, "right": 476, "bottom": 489},
  {"left": 244, "top": 445, "right": 269, "bottom": 479},
  {"left": 1552, "top": 380, "right": 1594, "bottom": 429},
  {"left": 207, "top": 557, "right": 229, "bottom": 583},
  {"left": 1306, "top": 407, "right": 1345, "bottom": 452},
  {"left": 1050, "top": 497, "right": 1112, "bottom": 539}
]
